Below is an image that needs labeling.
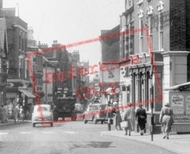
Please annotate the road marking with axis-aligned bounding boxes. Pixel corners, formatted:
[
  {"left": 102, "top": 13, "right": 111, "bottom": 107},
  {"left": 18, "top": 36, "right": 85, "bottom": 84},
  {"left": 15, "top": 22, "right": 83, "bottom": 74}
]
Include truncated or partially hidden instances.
[
  {"left": 63, "top": 131, "right": 78, "bottom": 134},
  {"left": 20, "top": 132, "right": 31, "bottom": 134},
  {"left": 41, "top": 131, "right": 54, "bottom": 134},
  {"left": 0, "top": 132, "right": 8, "bottom": 135}
]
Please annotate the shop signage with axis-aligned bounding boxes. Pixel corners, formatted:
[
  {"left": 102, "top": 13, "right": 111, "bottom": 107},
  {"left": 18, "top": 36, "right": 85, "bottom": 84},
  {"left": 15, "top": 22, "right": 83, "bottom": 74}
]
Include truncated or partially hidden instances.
[
  {"left": 186, "top": 95, "right": 190, "bottom": 114},
  {"left": 171, "top": 94, "right": 184, "bottom": 114},
  {"left": 170, "top": 92, "right": 190, "bottom": 123},
  {"left": 6, "top": 83, "right": 14, "bottom": 87}
]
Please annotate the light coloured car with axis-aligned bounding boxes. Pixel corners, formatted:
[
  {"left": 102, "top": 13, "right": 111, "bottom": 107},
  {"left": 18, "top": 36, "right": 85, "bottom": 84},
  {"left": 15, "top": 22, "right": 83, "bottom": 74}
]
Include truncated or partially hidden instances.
[
  {"left": 32, "top": 104, "right": 53, "bottom": 127},
  {"left": 83, "top": 103, "right": 110, "bottom": 124}
]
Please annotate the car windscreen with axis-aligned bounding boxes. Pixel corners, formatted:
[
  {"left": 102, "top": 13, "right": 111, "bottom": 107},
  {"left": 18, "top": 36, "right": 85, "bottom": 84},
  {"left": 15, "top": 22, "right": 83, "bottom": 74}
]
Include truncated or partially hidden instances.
[{"left": 36, "top": 107, "right": 48, "bottom": 112}]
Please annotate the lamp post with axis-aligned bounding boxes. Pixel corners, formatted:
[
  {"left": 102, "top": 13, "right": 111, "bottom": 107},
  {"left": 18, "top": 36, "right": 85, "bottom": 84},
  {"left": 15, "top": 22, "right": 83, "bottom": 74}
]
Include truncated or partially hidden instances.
[
  {"left": 150, "top": 52, "right": 155, "bottom": 141},
  {"left": 45, "top": 61, "right": 47, "bottom": 103},
  {"left": 107, "top": 94, "right": 111, "bottom": 131}
]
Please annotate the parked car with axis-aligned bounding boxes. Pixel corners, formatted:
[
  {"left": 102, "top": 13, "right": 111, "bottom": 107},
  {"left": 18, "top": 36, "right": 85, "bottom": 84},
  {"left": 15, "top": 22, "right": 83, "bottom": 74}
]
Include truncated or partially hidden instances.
[
  {"left": 83, "top": 103, "right": 111, "bottom": 124},
  {"left": 32, "top": 104, "right": 53, "bottom": 127}
]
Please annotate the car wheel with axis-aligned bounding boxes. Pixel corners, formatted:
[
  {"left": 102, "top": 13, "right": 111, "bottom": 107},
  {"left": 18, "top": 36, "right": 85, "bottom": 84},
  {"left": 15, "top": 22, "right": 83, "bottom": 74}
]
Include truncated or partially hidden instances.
[
  {"left": 51, "top": 123, "right": 53, "bottom": 127},
  {"left": 33, "top": 123, "right": 35, "bottom": 127},
  {"left": 84, "top": 119, "right": 87, "bottom": 124}
]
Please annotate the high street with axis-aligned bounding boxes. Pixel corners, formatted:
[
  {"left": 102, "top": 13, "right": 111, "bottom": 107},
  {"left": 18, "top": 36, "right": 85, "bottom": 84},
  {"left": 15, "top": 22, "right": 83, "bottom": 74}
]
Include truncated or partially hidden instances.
[{"left": 0, "top": 120, "right": 176, "bottom": 154}]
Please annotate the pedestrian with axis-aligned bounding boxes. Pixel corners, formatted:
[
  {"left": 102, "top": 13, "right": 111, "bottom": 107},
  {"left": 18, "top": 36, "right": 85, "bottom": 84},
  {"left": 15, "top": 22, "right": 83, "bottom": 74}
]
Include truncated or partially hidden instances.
[
  {"left": 136, "top": 104, "right": 147, "bottom": 135},
  {"left": 122, "top": 103, "right": 135, "bottom": 136},
  {"left": 159, "top": 102, "right": 174, "bottom": 139},
  {"left": 112, "top": 102, "right": 122, "bottom": 130},
  {"left": 0, "top": 105, "right": 7, "bottom": 123},
  {"left": 12, "top": 104, "right": 19, "bottom": 123}
]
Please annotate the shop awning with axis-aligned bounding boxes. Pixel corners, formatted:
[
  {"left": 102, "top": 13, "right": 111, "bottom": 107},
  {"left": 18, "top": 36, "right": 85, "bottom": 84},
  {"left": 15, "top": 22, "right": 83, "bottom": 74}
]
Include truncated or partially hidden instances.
[
  {"left": 18, "top": 89, "right": 36, "bottom": 98},
  {"left": 164, "top": 82, "right": 190, "bottom": 91}
]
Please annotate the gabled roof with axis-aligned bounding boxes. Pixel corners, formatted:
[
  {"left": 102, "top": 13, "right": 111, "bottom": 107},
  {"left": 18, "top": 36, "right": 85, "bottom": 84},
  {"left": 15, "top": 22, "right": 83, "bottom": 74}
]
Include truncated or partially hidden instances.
[
  {"left": 0, "top": 18, "right": 8, "bottom": 58},
  {"left": 164, "top": 82, "right": 190, "bottom": 91}
]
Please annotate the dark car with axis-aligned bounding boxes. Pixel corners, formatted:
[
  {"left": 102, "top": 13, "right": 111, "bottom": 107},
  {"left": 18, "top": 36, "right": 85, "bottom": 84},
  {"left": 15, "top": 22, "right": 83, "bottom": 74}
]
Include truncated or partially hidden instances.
[{"left": 83, "top": 103, "right": 111, "bottom": 124}]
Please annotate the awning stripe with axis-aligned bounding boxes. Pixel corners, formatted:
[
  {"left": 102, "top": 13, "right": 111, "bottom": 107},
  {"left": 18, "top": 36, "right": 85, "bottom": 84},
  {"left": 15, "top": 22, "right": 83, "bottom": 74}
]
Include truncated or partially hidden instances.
[
  {"left": 164, "top": 82, "right": 190, "bottom": 91},
  {"left": 18, "top": 89, "right": 35, "bottom": 98}
]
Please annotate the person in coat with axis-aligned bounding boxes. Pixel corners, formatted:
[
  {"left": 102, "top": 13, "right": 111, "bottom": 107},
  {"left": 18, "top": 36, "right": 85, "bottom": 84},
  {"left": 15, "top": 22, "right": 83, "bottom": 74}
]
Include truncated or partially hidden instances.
[
  {"left": 136, "top": 104, "right": 147, "bottom": 135},
  {"left": 112, "top": 102, "right": 122, "bottom": 130},
  {"left": 159, "top": 102, "right": 174, "bottom": 139},
  {"left": 0, "top": 105, "right": 7, "bottom": 123},
  {"left": 122, "top": 103, "right": 135, "bottom": 136}
]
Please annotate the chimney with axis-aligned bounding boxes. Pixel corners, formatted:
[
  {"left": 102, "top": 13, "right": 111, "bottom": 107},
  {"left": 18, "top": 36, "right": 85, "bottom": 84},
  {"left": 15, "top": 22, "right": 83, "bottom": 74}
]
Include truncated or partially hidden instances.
[{"left": 0, "top": 0, "right": 2, "bottom": 8}]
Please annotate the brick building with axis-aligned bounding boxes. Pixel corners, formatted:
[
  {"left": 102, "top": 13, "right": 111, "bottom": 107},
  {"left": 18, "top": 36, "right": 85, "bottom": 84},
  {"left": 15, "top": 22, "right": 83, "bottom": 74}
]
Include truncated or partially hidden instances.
[
  {"left": 2, "top": 7, "right": 35, "bottom": 117},
  {"left": 27, "top": 27, "right": 44, "bottom": 104},
  {"left": 99, "top": 25, "right": 120, "bottom": 105},
  {"left": 119, "top": 0, "right": 190, "bottom": 132},
  {"left": 0, "top": 17, "right": 9, "bottom": 106}
]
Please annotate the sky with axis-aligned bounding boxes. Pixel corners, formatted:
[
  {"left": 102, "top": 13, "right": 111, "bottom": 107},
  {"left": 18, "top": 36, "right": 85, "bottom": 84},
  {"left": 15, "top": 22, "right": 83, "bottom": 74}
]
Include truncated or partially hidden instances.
[{"left": 3, "top": 0, "right": 125, "bottom": 78}]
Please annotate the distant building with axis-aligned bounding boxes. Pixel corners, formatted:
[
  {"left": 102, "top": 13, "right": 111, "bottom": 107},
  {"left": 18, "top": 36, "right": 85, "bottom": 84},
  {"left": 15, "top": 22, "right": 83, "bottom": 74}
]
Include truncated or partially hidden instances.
[
  {"left": 0, "top": 16, "right": 9, "bottom": 106},
  {"left": 27, "top": 27, "right": 44, "bottom": 104},
  {"left": 2, "top": 7, "right": 35, "bottom": 110}
]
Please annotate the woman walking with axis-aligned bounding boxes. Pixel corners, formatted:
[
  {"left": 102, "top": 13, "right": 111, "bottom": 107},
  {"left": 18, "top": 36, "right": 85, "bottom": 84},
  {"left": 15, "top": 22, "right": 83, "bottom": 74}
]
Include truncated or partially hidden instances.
[
  {"left": 112, "top": 102, "right": 122, "bottom": 130},
  {"left": 122, "top": 103, "right": 135, "bottom": 136},
  {"left": 136, "top": 104, "right": 147, "bottom": 135},
  {"left": 159, "top": 102, "right": 174, "bottom": 139}
]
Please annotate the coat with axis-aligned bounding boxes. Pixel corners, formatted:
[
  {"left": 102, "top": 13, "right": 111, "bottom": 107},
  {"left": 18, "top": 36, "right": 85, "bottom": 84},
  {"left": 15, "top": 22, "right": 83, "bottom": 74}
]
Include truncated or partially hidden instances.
[
  {"left": 159, "top": 106, "right": 174, "bottom": 132},
  {"left": 122, "top": 107, "right": 135, "bottom": 130}
]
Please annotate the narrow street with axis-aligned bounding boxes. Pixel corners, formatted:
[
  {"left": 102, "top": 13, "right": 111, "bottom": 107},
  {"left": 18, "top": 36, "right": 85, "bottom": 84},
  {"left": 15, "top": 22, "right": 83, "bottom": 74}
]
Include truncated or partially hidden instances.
[{"left": 0, "top": 120, "right": 175, "bottom": 154}]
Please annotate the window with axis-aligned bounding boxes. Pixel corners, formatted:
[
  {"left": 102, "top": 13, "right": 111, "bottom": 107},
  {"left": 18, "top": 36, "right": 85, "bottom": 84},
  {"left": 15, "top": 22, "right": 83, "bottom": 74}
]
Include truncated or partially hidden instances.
[
  {"left": 125, "top": 0, "right": 133, "bottom": 10},
  {"left": 37, "top": 107, "right": 48, "bottom": 112},
  {"left": 148, "top": 16, "right": 153, "bottom": 49},
  {"left": 158, "top": 11, "right": 164, "bottom": 50},
  {"left": 19, "top": 35, "right": 21, "bottom": 50},
  {"left": 139, "top": 18, "right": 143, "bottom": 53}
]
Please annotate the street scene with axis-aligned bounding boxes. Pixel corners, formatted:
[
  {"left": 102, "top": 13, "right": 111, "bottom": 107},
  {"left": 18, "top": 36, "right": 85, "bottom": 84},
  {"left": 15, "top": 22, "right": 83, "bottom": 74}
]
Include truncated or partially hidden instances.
[{"left": 1, "top": 0, "right": 190, "bottom": 154}]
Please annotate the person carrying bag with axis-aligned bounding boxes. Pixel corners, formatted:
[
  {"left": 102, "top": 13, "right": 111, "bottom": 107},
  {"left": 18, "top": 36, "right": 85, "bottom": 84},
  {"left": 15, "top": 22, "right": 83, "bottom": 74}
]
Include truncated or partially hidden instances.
[{"left": 121, "top": 103, "right": 135, "bottom": 136}]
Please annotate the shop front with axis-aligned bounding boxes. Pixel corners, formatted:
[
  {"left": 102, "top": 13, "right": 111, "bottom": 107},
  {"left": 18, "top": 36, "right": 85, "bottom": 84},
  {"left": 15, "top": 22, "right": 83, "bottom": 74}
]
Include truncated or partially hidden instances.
[
  {"left": 165, "top": 82, "right": 190, "bottom": 133},
  {"left": 129, "top": 52, "right": 163, "bottom": 133},
  {"left": 4, "top": 79, "right": 35, "bottom": 118}
]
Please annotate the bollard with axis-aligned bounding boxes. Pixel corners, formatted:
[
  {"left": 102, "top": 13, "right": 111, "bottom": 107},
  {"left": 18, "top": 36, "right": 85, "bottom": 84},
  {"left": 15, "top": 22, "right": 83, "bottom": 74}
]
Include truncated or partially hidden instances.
[{"left": 108, "top": 118, "right": 111, "bottom": 131}]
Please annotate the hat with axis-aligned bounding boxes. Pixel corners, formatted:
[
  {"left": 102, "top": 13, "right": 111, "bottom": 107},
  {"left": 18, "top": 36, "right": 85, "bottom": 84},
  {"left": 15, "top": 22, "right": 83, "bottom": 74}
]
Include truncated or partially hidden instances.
[
  {"left": 113, "top": 102, "right": 117, "bottom": 105},
  {"left": 164, "top": 102, "right": 170, "bottom": 107}
]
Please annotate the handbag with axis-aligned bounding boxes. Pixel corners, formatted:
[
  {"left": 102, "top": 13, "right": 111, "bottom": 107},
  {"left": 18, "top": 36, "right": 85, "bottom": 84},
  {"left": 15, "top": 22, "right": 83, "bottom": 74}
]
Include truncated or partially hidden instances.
[{"left": 120, "top": 121, "right": 129, "bottom": 128}]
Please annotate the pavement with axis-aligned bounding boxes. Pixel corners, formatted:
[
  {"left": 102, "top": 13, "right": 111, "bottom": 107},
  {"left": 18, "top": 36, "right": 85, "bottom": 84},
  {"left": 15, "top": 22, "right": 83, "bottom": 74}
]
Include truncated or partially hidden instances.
[
  {"left": 1, "top": 119, "right": 190, "bottom": 154},
  {"left": 100, "top": 129, "right": 190, "bottom": 154},
  {"left": 0, "top": 119, "right": 30, "bottom": 126}
]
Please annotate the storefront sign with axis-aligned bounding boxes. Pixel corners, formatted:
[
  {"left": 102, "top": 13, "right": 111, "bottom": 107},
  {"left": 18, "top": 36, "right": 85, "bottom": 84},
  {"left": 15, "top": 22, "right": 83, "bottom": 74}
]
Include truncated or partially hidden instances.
[
  {"left": 6, "top": 93, "right": 17, "bottom": 98},
  {"left": 101, "top": 64, "right": 120, "bottom": 83},
  {"left": 186, "top": 95, "right": 190, "bottom": 114},
  {"left": 171, "top": 94, "right": 184, "bottom": 114},
  {"left": 173, "top": 115, "right": 190, "bottom": 123},
  {"left": 169, "top": 92, "right": 190, "bottom": 123}
]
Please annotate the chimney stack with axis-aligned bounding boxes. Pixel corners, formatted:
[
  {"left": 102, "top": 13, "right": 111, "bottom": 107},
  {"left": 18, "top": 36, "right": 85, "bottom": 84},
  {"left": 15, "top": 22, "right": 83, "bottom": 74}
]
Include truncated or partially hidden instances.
[{"left": 0, "top": 0, "right": 2, "bottom": 8}]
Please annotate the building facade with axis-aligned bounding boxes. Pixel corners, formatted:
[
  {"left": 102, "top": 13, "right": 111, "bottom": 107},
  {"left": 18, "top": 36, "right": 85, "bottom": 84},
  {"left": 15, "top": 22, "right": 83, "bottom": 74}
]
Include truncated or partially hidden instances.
[
  {"left": 99, "top": 25, "right": 120, "bottom": 106},
  {"left": 27, "top": 27, "right": 44, "bottom": 104},
  {"left": 2, "top": 7, "right": 35, "bottom": 118},
  {"left": 119, "top": 0, "right": 190, "bottom": 132},
  {"left": 0, "top": 11, "right": 9, "bottom": 106}
]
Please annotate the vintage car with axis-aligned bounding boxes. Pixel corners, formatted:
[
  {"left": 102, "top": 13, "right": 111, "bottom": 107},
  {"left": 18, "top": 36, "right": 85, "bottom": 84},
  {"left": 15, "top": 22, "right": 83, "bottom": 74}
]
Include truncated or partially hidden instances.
[
  {"left": 83, "top": 103, "right": 111, "bottom": 124},
  {"left": 32, "top": 104, "right": 54, "bottom": 127}
]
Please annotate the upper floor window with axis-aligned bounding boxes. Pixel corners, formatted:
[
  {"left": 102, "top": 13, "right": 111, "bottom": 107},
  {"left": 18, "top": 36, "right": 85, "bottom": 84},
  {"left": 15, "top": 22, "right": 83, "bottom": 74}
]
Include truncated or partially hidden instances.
[{"left": 125, "top": 0, "right": 133, "bottom": 10}]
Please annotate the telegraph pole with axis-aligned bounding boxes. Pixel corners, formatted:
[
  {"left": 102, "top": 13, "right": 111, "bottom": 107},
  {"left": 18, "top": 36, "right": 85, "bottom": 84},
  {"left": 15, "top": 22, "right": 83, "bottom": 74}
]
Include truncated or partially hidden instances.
[{"left": 150, "top": 52, "right": 154, "bottom": 141}]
